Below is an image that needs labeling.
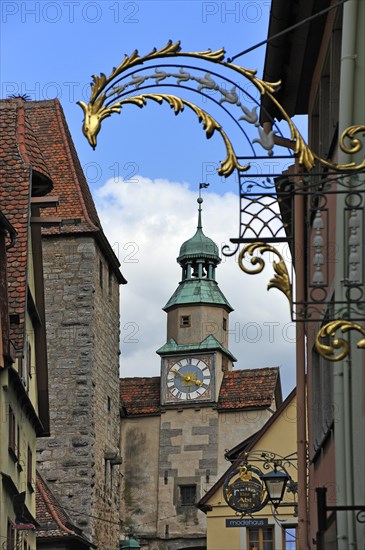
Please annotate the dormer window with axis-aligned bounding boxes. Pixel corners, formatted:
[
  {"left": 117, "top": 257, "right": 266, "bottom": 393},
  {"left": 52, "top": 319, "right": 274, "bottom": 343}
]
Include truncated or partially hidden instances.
[{"left": 180, "top": 315, "right": 191, "bottom": 328}]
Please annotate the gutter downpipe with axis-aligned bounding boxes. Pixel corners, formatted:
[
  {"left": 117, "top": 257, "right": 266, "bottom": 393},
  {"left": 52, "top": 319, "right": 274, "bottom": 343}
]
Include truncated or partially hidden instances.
[
  {"left": 336, "top": 1, "right": 358, "bottom": 548},
  {"left": 294, "top": 180, "right": 309, "bottom": 550}
]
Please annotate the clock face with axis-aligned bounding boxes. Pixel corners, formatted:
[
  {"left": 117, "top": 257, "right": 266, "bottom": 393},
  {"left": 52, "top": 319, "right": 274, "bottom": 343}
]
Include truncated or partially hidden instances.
[{"left": 166, "top": 357, "right": 212, "bottom": 401}]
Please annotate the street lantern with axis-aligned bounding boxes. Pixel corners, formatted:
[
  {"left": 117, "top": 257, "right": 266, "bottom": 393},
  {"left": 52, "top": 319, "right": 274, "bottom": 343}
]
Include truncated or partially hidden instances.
[
  {"left": 120, "top": 534, "right": 141, "bottom": 549},
  {"left": 261, "top": 468, "right": 290, "bottom": 508}
]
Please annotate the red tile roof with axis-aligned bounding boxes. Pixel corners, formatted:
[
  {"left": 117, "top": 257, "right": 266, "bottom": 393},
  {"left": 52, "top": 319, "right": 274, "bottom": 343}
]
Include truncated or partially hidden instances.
[
  {"left": 0, "top": 95, "right": 126, "bottom": 432},
  {"left": 218, "top": 367, "right": 281, "bottom": 410},
  {"left": 36, "top": 471, "right": 94, "bottom": 547},
  {"left": 120, "top": 376, "right": 161, "bottom": 416},
  {"left": 24, "top": 99, "right": 101, "bottom": 233},
  {"left": 0, "top": 98, "right": 53, "bottom": 350},
  {"left": 0, "top": 98, "right": 125, "bottom": 352},
  {"left": 24, "top": 99, "right": 125, "bottom": 283},
  {"left": 18, "top": 104, "right": 52, "bottom": 185},
  {"left": 120, "top": 368, "right": 281, "bottom": 416}
]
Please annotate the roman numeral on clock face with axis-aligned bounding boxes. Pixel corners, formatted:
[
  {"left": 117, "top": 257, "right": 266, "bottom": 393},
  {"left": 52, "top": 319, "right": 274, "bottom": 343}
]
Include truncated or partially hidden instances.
[{"left": 166, "top": 356, "right": 211, "bottom": 401}]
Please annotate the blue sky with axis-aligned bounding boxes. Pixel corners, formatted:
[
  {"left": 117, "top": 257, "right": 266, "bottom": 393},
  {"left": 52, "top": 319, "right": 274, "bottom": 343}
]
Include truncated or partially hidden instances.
[
  {"left": 2, "top": 0, "right": 275, "bottom": 192},
  {"left": 1, "top": 1, "right": 298, "bottom": 396}
]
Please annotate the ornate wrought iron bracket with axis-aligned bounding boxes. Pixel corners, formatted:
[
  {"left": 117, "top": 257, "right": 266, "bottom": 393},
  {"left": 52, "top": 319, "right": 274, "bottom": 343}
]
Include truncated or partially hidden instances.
[
  {"left": 315, "top": 320, "right": 365, "bottom": 361},
  {"left": 238, "top": 243, "right": 292, "bottom": 309},
  {"left": 79, "top": 41, "right": 365, "bottom": 361},
  {"left": 78, "top": 40, "right": 365, "bottom": 174},
  {"left": 223, "top": 450, "right": 298, "bottom": 517}
]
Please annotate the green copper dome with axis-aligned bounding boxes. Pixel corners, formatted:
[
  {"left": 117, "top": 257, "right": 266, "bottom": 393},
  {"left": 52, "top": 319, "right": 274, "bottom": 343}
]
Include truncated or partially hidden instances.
[
  {"left": 163, "top": 196, "right": 233, "bottom": 312},
  {"left": 163, "top": 278, "right": 233, "bottom": 311},
  {"left": 177, "top": 198, "right": 221, "bottom": 264}
]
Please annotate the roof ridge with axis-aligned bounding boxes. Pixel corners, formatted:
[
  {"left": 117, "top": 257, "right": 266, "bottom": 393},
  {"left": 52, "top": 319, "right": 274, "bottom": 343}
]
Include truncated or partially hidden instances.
[
  {"left": 226, "top": 366, "right": 279, "bottom": 374},
  {"left": 15, "top": 100, "right": 31, "bottom": 167},
  {"left": 53, "top": 100, "right": 99, "bottom": 232},
  {"left": 36, "top": 472, "right": 74, "bottom": 536}
]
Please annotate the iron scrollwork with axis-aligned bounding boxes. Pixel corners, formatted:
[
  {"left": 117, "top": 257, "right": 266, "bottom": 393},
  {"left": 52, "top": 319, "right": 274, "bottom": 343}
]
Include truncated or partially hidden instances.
[
  {"left": 79, "top": 42, "right": 365, "bottom": 358},
  {"left": 223, "top": 450, "right": 298, "bottom": 516},
  {"left": 238, "top": 243, "right": 292, "bottom": 308},
  {"left": 79, "top": 40, "right": 365, "bottom": 174},
  {"left": 315, "top": 320, "right": 365, "bottom": 361}
]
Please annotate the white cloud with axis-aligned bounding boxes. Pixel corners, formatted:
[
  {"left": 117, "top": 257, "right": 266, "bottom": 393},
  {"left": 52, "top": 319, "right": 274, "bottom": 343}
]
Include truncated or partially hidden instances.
[{"left": 95, "top": 176, "right": 296, "bottom": 397}]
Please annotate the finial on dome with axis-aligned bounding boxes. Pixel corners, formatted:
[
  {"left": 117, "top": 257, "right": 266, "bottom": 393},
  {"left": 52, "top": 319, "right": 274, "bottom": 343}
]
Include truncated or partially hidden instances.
[
  {"left": 198, "top": 182, "right": 209, "bottom": 229},
  {"left": 197, "top": 197, "right": 203, "bottom": 229}
]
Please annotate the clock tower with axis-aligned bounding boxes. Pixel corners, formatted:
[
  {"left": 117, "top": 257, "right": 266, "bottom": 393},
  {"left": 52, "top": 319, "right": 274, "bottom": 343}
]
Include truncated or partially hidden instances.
[
  {"left": 120, "top": 196, "right": 282, "bottom": 550},
  {"left": 158, "top": 197, "right": 236, "bottom": 405}
]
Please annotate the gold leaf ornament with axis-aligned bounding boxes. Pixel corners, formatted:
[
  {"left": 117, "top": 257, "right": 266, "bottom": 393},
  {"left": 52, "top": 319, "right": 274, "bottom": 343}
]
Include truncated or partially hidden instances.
[
  {"left": 78, "top": 96, "right": 121, "bottom": 149},
  {"left": 239, "top": 243, "right": 292, "bottom": 307},
  {"left": 81, "top": 41, "right": 365, "bottom": 175},
  {"left": 315, "top": 320, "right": 365, "bottom": 361},
  {"left": 88, "top": 41, "right": 225, "bottom": 104},
  {"left": 118, "top": 93, "right": 248, "bottom": 177}
]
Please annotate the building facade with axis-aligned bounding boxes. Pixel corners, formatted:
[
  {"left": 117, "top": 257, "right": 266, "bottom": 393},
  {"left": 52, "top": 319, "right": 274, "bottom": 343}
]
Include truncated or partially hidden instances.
[
  {"left": 198, "top": 390, "right": 298, "bottom": 550},
  {"left": 0, "top": 97, "right": 125, "bottom": 549},
  {"left": 119, "top": 200, "right": 283, "bottom": 550},
  {"left": 262, "top": 1, "right": 365, "bottom": 548},
  {"left": 22, "top": 99, "right": 126, "bottom": 550},
  {"left": 0, "top": 98, "right": 52, "bottom": 550}
]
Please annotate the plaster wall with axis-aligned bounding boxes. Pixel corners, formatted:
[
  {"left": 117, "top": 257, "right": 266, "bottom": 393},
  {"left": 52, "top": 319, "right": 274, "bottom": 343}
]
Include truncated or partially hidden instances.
[
  {"left": 216, "top": 408, "right": 272, "bottom": 471},
  {"left": 120, "top": 401, "right": 274, "bottom": 550},
  {"left": 167, "top": 305, "right": 229, "bottom": 348},
  {"left": 120, "top": 415, "right": 161, "bottom": 536},
  {"left": 0, "top": 369, "right": 37, "bottom": 550},
  {"left": 213, "top": 353, "right": 232, "bottom": 402},
  {"left": 25, "top": 310, "right": 39, "bottom": 415},
  {"left": 308, "top": 435, "right": 335, "bottom": 545},
  {"left": 203, "top": 394, "right": 298, "bottom": 550}
]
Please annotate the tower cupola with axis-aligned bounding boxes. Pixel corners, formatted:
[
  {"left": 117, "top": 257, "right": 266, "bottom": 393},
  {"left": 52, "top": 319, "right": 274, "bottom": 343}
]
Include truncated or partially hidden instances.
[
  {"left": 177, "top": 198, "right": 221, "bottom": 282},
  {"left": 159, "top": 194, "right": 235, "bottom": 386},
  {"left": 163, "top": 197, "right": 233, "bottom": 313}
]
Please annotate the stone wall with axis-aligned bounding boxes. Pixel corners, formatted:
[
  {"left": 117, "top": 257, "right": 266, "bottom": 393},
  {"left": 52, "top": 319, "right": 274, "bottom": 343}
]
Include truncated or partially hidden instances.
[
  {"left": 37, "top": 235, "right": 121, "bottom": 549},
  {"left": 120, "top": 399, "right": 273, "bottom": 550},
  {"left": 92, "top": 245, "right": 121, "bottom": 548}
]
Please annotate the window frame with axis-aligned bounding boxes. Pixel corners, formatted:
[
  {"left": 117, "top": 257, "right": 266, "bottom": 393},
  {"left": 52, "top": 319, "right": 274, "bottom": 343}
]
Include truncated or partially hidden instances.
[
  {"left": 247, "top": 525, "right": 274, "bottom": 550},
  {"left": 8, "top": 405, "right": 17, "bottom": 460},
  {"left": 179, "top": 484, "right": 196, "bottom": 506},
  {"left": 27, "top": 446, "right": 34, "bottom": 492},
  {"left": 180, "top": 315, "right": 191, "bottom": 328},
  {"left": 282, "top": 525, "right": 297, "bottom": 549},
  {"left": 7, "top": 519, "right": 15, "bottom": 550}
]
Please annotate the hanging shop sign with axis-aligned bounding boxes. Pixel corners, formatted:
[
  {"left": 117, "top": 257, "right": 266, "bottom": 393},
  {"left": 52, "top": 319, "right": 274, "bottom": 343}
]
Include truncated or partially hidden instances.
[
  {"left": 226, "top": 518, "right": 268, "bottom": 528},
  {"left": 223, "top": 464, "right": 268, "bottom": 514}
]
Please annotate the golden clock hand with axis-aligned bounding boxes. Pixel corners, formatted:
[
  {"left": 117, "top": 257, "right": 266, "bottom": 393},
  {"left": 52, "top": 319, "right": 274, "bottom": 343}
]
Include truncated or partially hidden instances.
[
  {"left": 172, "top": 369, "right": 203, "bottom": 387},
  {"left": 172, "top": 369, "right": 193, "bottom": 386},
  {"left": 172, "top": 368, "right": 186, "bottom": 379}
]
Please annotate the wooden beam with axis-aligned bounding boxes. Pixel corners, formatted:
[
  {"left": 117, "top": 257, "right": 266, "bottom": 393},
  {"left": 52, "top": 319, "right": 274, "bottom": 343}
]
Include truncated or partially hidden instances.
[
  {"left": 30, "top": 196, "right": 59, "bottom": 208},
  {"left": 30, "top": 217, "right": 61, "bottom": 226}
]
